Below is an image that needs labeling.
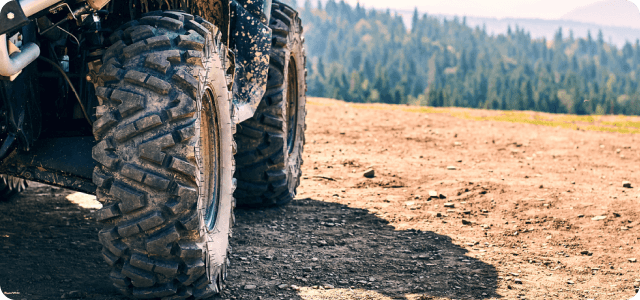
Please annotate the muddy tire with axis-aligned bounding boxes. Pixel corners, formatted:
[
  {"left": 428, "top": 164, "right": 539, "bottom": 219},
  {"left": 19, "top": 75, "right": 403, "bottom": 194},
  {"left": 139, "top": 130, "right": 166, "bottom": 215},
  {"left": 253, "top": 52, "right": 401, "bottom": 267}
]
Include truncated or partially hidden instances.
[
  {"left": 91, "top": 11, "right": 236, "bottom": 299},
  {"left": 233, "top": 2, "right": 307, "bottom": 207},
  {"left": 0, "top": 175, "right": 27, "bottom": 201}
]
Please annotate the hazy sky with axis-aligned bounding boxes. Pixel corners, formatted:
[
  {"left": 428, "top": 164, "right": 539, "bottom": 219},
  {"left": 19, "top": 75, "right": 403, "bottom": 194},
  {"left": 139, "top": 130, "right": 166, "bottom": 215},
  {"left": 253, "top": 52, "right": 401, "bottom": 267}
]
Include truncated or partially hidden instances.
[{"left": 343, "top": 0, "right": 640, "bottom": 20}]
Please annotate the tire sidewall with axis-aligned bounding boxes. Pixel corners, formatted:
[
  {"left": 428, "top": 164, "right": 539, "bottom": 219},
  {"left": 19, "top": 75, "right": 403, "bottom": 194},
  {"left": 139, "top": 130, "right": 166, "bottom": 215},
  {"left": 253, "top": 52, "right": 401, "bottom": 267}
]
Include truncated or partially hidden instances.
[
  {"left": 196, "top": 40, "right": 235, "bottom": 285},
  {"left": 282, "top": 20, "right": 306, "bottom": 197}
]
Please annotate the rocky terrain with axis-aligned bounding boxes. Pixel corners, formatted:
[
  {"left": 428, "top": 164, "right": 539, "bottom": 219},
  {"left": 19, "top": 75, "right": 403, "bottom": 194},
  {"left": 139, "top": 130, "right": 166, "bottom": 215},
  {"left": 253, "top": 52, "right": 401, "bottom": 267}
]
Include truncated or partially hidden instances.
[{"left": 1, "top": 97, "right": 640, "bottom": 300}]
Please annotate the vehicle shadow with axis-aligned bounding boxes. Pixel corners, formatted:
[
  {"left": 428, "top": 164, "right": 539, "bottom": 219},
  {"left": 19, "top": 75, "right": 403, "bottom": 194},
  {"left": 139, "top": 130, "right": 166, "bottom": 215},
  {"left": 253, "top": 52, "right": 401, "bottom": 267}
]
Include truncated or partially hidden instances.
[
  {"left": 0, "top": 183, "right": 128, "bottom": 300},
  {"left": 0, "top": 186, "right": 500, "bottom": 300},
  {"left": 228, "top": 198, "right": 500, "bottom": 300}
]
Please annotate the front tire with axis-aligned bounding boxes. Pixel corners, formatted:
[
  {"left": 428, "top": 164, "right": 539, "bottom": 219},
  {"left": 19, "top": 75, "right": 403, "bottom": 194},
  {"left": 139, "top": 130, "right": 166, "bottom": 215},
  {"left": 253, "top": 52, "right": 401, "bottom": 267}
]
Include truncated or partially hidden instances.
[
  {"left": 92, "top": 12, "right": 235, "bottom": 299},
  {"left": 234, "top": 2, "right": 307, "bottom": 207}
]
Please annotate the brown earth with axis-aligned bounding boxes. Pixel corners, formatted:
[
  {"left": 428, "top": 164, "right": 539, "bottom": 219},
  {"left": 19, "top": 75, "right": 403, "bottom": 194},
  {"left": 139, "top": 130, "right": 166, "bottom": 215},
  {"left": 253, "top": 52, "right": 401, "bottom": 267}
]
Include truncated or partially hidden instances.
[{"left": 1, "top": 97, "right": 640, "bottom": 300}]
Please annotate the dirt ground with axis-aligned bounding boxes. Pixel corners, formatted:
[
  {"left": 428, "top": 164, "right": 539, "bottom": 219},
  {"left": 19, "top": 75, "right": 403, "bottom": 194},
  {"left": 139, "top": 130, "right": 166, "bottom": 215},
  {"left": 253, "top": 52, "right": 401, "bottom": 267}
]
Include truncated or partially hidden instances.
[{"left": 2, "top": 97, "right": 640, "bottom": 300}]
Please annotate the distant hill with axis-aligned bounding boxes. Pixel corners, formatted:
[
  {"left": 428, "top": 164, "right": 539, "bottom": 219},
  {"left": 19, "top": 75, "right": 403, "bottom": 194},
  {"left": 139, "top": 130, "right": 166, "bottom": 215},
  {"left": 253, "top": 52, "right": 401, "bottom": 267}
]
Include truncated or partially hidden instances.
[
  {"left": 561, "top": 0, "right": 640, "bottom": 29},
  {"left": 392, "top": 10, "right": 640, "bottom": 48},
  {"left": 281, "top": 0, "right": 640, "bottom": 47}
]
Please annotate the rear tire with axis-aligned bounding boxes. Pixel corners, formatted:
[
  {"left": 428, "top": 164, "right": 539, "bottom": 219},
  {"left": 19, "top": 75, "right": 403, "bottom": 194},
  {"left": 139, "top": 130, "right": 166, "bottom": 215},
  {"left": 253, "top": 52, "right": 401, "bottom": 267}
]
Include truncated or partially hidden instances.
[
  {"left": 0, "top": 175, "right": 27, "bottom": 201},
  {"left": 92, "top": 11, "right": 235, "bottom": 299},
  {"left": 234, "top": 2, "right": 307, "bottom": 207}
]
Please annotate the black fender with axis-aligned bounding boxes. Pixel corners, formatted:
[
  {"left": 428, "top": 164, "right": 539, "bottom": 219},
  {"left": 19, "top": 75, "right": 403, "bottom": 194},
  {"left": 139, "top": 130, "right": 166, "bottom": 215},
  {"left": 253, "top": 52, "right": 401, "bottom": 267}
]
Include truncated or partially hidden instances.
[{"left": 229, "top": 0, "right": 272, "bottom": 123}]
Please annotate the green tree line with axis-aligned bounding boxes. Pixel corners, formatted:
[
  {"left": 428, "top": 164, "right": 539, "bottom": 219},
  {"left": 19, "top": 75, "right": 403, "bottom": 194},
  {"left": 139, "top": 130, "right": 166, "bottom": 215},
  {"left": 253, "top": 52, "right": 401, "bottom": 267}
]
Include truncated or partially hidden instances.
[{"left": 293, "top": 0, "right": 640, "bottom": 115}]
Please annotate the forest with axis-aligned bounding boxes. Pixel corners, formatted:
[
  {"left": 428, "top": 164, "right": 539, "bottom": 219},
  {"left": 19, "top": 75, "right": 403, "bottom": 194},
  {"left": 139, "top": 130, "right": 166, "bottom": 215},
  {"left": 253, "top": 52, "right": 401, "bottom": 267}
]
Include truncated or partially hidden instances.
[{"left": 286, "top": 0, "right": 640, "bottom": 115}]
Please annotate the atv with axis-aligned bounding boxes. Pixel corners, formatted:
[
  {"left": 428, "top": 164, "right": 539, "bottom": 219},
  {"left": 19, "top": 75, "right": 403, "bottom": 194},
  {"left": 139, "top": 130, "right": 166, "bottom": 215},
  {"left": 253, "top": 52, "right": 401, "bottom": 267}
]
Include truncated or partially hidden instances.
[{"left": 0, "top": 0, "right": 306, "bottom": 297}]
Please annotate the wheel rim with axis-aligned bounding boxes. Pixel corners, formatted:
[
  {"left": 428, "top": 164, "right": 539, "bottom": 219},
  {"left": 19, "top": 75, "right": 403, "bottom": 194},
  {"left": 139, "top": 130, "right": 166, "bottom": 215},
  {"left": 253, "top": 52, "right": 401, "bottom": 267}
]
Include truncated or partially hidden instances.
[
  {"left": 202, "top": 90, "right": 222, "bottom": 231},
  {"left": 286, "top": 56, "right": 299, "bottom": 154}
]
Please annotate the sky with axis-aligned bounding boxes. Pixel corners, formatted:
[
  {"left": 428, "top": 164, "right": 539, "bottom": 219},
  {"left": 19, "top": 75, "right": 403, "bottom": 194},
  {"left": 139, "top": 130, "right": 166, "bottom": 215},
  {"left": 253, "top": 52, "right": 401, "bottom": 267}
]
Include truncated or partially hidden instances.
[{"left": 342, "top": 0, "right": 640, "bottom": 20}]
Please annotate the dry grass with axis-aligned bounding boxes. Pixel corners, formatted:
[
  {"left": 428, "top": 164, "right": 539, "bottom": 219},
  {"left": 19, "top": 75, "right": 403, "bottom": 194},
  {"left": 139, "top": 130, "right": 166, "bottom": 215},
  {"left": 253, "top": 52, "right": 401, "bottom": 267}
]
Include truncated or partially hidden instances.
[{"left": 308, "top": 97, "right": 640, "bottom": 134}]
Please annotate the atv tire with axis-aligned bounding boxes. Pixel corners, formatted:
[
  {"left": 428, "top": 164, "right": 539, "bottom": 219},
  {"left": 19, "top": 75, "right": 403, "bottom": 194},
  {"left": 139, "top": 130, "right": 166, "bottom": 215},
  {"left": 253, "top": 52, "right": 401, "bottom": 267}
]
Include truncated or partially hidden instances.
[
  {"left": 0, "top": 175, "right": 27, "bottom": 201},
  {"left": 234, "top": 2, "right": 307, "bottom": 207},
  {"left": 92, "top": 11, "right": 235, "bottom": 299}
]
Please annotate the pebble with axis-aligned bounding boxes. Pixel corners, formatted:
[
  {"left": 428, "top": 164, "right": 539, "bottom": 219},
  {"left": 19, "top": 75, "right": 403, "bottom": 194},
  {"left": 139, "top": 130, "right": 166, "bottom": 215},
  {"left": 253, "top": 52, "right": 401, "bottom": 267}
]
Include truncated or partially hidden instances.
[
  {"left": 447, "top": 166, "right": 457, "bottom": 170},
  {"left": 244, "top": 285, "right": 257, "bottom": 290},
  {"left": 277, "top": 284, "right": 288, "bottom": 289},
  {"left": 462, "top": 219, "right": 472, "bottom": 225},
  {"left": 514, "top": 278, "right": 522, "bottom": 284},
  {"left": 623, "top": 181, "right": 632, "bottom": 188},
  {"left": 591, "top": 216, "right": 607, "bottom": 221},
  {"left": 368, "top": 277, "right": 375, "bottom": 282},
  {"left": 444, "top": 203, "right": 455, "bottom": 208},
  {"left": 61, "top": 291, "right": 86, "bottom": 299},
  {"left": 428, "top": 190, "right": 438, "bottom": 198},
  {"left": 324, "top": 284, "right": 334, "bottom": 289},
  {"left": 363, "top": 169, "right": 375, "bottom": 178},
  {"left": 567, "top": 280, "right": 574, "bottom": 285},
  {"left": 630, "top": 258, "right": 637, "bottom": 263}
]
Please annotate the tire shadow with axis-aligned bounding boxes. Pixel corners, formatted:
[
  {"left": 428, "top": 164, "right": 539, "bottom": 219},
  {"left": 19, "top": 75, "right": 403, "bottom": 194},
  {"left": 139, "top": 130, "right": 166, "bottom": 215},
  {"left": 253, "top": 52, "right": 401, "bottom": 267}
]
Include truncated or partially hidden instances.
[
  {"left": 0, "top": 184, "right": 128, "bottom": 300},
  {"left": 229, "top": 198, "right": 500, "bottom": 300}
]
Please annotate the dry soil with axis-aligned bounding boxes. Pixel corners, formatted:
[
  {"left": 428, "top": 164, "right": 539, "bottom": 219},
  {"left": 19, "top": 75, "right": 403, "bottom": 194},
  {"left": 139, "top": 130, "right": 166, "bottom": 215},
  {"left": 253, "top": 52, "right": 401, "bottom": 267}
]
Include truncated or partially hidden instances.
[{"left": 1, "top": 97, "right": 640, "bottom": 300}]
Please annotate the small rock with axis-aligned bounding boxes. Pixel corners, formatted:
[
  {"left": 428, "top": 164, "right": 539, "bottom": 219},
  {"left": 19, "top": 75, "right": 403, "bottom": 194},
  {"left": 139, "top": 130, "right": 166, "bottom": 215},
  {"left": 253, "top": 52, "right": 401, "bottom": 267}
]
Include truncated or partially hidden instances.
[
  {"left": 244, "top": 285, "right": 257, "bottom": 290},
  {"left": 303, "top": 267, "right": 313, "bottom": 272},
  {"left": 567, "top": 280, "right": 574, "bottom": 285},
  {"left": 514, "top": 278, "right": 522, "bottom": 284},
  {"left": 368, "top": 277, "right": 375, "bottom": 282},
  {"left": 592, "top": 216, "right": 607, "bottom": 221},
  {"left": 428, "top": 190, "right": 438, "bottom": 198},
  {"left": 462, "top": 219, "right": 472, "bottom": 225},
  {"left": 277, "top": 284, "right": 288, "bottom": 289},
  {"left": 577, "top": 214, "right": 584, "bottom": 218},
  {"left": 629, "top": 258, "right": 637, "bottom": 263},
  {"left": 324, "top": 284, "right": 334, "bottom": 289},
  {"left": 623, "top": 181, "right": 632, "bottom": 188},
  {"left": 363, "top": 169, "right": 375, "bottom": 178},
  {"left": 439, "top": 193, "right": 447, "bottom": 199},
  {"left": 580, "top": 250, "right": 593, "bottom": 256},
  {"left": 444, "top": 203, "right": 455, "bottom": 208},
  {"left": 61, "top": 291, "right": 86, "bottom": 299},
  {"left": 447, "top": 166, "right": 457, "bottom": 170}
]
